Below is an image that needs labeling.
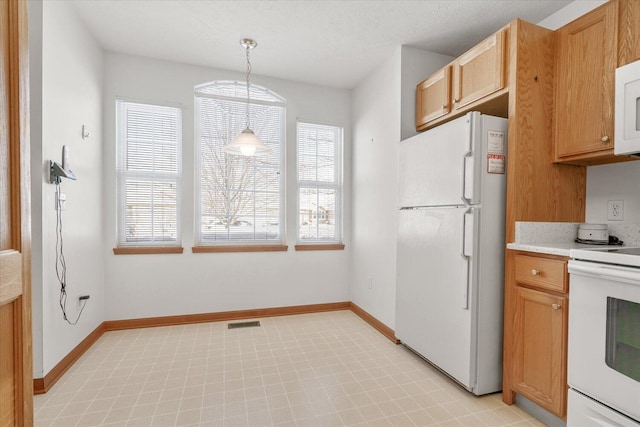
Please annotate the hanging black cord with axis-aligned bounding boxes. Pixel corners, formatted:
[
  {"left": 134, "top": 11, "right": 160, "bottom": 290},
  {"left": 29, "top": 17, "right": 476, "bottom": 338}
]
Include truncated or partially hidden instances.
[{"left": 55, "top": 181, "right": 86, "bottom": 325}]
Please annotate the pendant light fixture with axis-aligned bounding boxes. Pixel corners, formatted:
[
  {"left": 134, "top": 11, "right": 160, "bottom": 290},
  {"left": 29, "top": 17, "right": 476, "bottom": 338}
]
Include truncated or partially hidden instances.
[{"left": 225, "top": 38, "right": 271, "bottom": 157}]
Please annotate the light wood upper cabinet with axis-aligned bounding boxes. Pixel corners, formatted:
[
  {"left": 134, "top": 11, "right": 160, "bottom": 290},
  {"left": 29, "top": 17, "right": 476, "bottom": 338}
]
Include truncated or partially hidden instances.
[
  {"left": 415, "top": 66, "right": 451, "bottom": 127},
  {"left": 512, "top": 284, "right": 568, "bottom": 417},
  {"left": 554, "top": 1, "right": 617, "bottom": 162},
  {"left": 415, "top": 27, "right": 509, "bottom": 131},
  {"left": 554, "top": 0, "right": 640, "bottom": 165},
  {"left": 452, "top": 29, "right": 507, "bottom": 110}
]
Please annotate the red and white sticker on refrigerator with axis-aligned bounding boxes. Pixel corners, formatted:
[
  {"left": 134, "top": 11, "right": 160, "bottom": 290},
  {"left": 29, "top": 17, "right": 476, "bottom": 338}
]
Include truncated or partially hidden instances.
[{"left": 487, "top": 130, "right": 505, "bottom": 174}]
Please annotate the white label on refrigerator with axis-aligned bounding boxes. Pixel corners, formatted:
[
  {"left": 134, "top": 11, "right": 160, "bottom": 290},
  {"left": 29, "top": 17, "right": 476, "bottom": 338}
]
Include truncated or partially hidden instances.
[
  {"left": 487, "top": 154, "right": 505, "bottom": 174},
  {"left": 487, "top": 130, "right": 505, "bottom": 154}
]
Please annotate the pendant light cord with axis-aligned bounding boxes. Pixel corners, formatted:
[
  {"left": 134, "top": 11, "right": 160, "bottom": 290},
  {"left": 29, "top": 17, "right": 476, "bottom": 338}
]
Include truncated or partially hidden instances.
[{"left": 245, "top": 44, "right": 252, "bottom": 130}]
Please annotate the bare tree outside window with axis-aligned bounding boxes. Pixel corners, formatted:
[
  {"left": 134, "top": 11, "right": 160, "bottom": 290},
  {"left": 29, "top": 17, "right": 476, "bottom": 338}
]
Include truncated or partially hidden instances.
[{"left": 195, "top": 82, "right": 285, "bottom": 244}]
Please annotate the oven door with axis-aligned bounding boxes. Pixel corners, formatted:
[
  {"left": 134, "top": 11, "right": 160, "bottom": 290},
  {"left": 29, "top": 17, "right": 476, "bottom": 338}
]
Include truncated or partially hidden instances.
[{"left": 568, "top": 260, "right": 640, "bottom": 422}]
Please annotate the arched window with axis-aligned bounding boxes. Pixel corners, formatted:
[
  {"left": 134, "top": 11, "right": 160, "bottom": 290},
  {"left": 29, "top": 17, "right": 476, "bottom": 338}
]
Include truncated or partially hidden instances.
[{"left": 194, "top": 81, "right": 285, "bottom": 245}]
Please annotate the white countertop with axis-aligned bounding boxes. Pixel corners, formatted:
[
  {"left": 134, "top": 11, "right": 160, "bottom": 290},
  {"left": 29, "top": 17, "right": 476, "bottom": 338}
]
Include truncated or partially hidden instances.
[
  {"left": 509, "top": 221, "right": 639, "bottom": 256},
  {"left": 507, "top": 242, "right": 622, "bottom": 257}
]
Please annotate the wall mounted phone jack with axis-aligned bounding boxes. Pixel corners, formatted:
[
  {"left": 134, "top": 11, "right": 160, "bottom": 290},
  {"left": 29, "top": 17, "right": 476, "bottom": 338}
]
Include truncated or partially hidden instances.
[
  {"left": 49, "top": 160, "right": 76, "bottom": 184},
  {"left": 49, "top": 145, "right": 77, "bottom": 184}
]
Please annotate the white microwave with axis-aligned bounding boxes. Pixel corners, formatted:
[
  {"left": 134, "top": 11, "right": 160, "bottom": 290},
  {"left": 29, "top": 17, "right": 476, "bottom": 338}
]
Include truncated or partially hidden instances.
[{"left": 615, "top": 59, "right": 640, "bottom": 156}]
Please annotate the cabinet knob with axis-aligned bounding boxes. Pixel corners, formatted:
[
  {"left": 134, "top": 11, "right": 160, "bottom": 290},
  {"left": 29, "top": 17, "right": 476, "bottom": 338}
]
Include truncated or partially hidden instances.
[
  {"left": 531, "top": 269, "right": 539, "bottom": 276},
  {"left": 551, "top": 303, "right": 561, "bottom": 310},
  {"left": 601, "top": 136, "right": 610, "bottom": 143},
  {"left": 442, "top": 104, "right": 447, "bottom": 110},
  {"left": 454, "top": 98, "right": 460, "bottom": 103}
]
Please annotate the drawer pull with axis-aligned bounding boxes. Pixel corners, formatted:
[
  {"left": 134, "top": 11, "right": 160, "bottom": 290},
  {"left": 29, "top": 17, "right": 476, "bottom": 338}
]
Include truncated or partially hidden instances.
[
  {"left": 531, "top": 269, "right": 540, "bottom": 276},
  {"left": 551, "top": 303, "right": 561, "bottom": 310},
  {"left": 601, "top": 136, "right": 610, "bottom": 143}
]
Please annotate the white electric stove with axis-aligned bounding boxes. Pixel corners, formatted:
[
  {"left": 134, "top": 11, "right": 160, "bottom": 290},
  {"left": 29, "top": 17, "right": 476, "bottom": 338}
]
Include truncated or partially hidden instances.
[{"left": 567, "top": 247, "right": 640, "bottom": 426}]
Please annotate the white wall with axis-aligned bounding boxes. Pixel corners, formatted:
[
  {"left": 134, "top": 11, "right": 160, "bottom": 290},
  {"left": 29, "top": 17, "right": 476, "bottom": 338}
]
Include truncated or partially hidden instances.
[
  {"left": 30, "top": 0, "right": 106, "bottom": 376},
  {"left": 350, "top": 50, "right": 401, "bottom": 329},
  {"left": 103, "top": 53, "right": 352, "bottom": 320},
  {"left": 537, "top": 0, "right": 606, "bottom": 30},
  {"left": 586, "top": 162, "right": 640, "bottom": 224},
  {"left": 349, "top": 47, "right": 452, "bottom": 329},
  {"left": 28, "top": 0, "right": 44, "bottom": 379}
]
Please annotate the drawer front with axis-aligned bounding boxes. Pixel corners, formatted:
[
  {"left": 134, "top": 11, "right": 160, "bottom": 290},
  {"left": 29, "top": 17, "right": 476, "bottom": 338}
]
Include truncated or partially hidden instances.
[{"left": 514, "top": 254, "right": 567, "bottom": 293}]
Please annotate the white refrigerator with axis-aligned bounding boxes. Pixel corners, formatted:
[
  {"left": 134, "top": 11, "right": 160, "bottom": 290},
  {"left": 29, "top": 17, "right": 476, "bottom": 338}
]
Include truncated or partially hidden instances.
[{"left": 395, "top": 111, "right": 507, "bottom": 395}]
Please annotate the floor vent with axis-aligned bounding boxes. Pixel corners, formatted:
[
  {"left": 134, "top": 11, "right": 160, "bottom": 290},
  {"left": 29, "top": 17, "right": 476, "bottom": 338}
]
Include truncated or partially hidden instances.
[{"left": 228, "top": 320, "right": 261, "bottom": 329}]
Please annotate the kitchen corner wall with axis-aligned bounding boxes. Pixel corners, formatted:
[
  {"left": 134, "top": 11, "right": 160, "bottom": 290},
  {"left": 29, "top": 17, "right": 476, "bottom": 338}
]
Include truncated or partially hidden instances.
[
  {"left": 29, "top": 0, "right": 106, "bottom": 377},
  {"left": 350, "top": 47, "right": 452, "bottom": 329}
]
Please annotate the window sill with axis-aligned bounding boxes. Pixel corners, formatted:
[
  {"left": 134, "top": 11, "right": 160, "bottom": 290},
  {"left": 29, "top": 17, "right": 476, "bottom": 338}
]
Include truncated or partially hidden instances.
[
  {"left": 113, "top": 246, "right": 184, "bottom": 255},
  {"left": 192, "top": 245, "right": 289, "bottom": 253},
  {"left": 295, "top": 244, "right": 345, "bottom": 251}
]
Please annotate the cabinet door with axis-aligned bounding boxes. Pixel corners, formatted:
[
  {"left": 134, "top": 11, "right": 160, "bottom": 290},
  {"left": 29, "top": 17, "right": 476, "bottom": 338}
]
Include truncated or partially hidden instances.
[
  {"left": 452, "top": 29, "right": 506, "bottom": 110},
  {"left": 416, "top": 66, "right": 451, "bottom": 128},
  {"left": 512, "top": 286, "right": 568, "bottom": 418},
  {"left": 555, "top": 1, "right": 617, "bottom": 159}
]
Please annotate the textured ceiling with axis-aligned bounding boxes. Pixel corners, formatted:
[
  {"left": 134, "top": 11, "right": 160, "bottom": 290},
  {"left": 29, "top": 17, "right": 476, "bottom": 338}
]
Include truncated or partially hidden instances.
[{"left": 68, "top": 0, "right": 572, "bottom": 89}]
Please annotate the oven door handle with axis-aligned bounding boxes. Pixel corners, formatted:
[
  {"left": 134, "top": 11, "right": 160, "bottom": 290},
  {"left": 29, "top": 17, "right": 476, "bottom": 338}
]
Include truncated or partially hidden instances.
[{"left": 569, "top": 261, "right": 640, "bottom": 283}]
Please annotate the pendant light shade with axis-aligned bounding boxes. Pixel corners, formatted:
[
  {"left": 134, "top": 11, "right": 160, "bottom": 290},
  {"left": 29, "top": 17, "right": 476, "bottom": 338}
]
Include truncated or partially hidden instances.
[
  {"left": 226, "top": 128, "right": 271, "bottom": 156},
  {"left": 225, "top": 38, "right": 271, "bottom": 157}
]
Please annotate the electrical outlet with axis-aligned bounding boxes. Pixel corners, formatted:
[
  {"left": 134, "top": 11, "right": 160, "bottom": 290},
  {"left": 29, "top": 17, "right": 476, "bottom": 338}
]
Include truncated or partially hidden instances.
[
  {"left": 367, "top": 276, "right": 373, "bottom": 290},
  {"left": 607, "top": 200, "right": 624, "bottom": 221},
  {"left": 77, "top": 294, "right": 90, "bottom": 307}
]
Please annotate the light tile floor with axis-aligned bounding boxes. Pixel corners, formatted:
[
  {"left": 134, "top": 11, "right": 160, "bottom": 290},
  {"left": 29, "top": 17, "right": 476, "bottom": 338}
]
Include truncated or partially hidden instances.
[{"left": 34, "top": 310, "right": 546, "bottom": 426}]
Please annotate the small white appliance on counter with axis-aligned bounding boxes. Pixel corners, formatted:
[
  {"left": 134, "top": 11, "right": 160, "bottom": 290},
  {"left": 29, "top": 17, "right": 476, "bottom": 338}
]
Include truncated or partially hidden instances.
[
  {"left": 567, "top": 247, "right": 640, "bottom": 426},
  {"left": 577, "top": 223, "right": 609, "bottom": 243},
  {"left": 615, "top": 59, "right": 640, "bottom": 156},
  {"left": 396, "top": 111, "right": 507, "bottom": 395}
]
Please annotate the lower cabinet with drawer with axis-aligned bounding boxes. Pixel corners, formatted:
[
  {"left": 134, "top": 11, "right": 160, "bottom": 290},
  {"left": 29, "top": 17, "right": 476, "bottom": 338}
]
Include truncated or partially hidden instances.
[{"left": 503, "top": 250, "right": 569, "bottom": 419}]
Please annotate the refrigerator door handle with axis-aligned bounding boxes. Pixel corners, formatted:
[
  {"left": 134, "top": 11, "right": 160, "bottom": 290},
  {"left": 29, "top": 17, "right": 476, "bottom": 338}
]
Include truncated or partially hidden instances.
[
  {"left": 461, "top": 208, "right": 475, "bottom": 310},
  {"left": 461, "top": 151, "right": 475, "bottom": 204}
]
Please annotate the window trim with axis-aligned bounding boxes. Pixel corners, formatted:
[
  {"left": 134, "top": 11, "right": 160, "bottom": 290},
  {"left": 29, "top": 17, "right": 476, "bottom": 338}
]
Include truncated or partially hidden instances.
[
  {"left": 294, "top": 244, "right": 345, "bottom": 251},
  {"left": 113, "top": 246, "right": 184, "bottom": 255},
  {"left": 192, "top": 245, "right": 288, "bottom": 253},
  {"left": 115, "top": 100, "right": 183, "bottom": 248},
  {"left": 296, "top": 121, "right": 344, "bottom": 245}
]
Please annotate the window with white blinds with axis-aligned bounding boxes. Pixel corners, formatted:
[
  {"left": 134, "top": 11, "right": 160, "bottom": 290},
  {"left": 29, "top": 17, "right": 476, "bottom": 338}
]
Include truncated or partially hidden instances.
[
  {"left": 194, "top": 81, "right": 285, "bottom": 245},
  {"left": 116, "top": 101, "right": 181, "bottom": 246},
  {"left": 297, "top": 122, "right": 343, "bottom": 243}
]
